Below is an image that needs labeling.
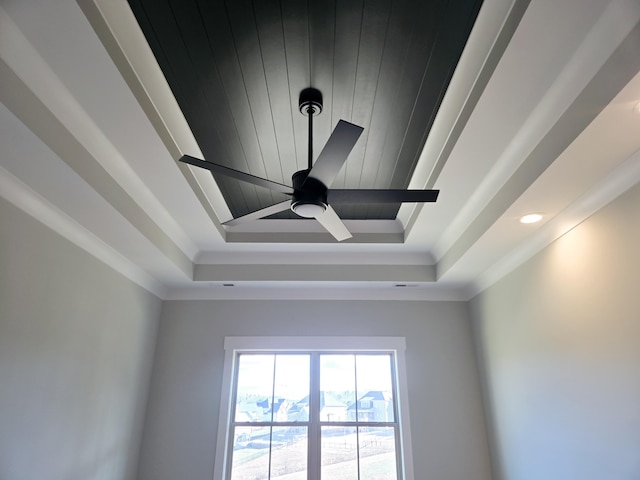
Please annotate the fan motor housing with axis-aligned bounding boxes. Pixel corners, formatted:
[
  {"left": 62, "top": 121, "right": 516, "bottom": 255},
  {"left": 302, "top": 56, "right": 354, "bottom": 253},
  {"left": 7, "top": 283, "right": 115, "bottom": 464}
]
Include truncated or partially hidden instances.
[{"left": 290, "top": 170, "right": 327, "bottom": 218}]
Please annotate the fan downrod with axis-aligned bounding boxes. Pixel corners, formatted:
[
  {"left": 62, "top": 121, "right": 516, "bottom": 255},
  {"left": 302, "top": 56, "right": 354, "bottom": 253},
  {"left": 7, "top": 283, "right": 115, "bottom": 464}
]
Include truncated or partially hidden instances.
[{"left": 292, "top": 88, "right": 326, "bottom": 218}]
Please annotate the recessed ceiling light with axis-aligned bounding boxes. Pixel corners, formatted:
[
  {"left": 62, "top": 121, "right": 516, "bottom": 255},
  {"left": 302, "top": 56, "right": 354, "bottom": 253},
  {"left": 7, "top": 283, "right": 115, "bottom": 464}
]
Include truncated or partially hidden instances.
[{"left": 519, "top": 213, "right": 543, "bottom": 224}]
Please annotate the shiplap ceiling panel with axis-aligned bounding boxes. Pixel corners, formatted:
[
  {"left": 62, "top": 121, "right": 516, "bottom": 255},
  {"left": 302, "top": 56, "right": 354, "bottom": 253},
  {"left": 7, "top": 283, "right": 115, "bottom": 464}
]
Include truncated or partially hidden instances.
[{"left": 128, "top": 0, "right": 483, "bottom": 220}]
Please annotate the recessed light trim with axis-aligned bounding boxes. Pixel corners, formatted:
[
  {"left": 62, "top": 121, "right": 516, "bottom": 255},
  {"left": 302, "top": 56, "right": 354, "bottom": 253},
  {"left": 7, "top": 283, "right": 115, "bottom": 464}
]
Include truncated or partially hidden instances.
[{"left": 519, "top": 213, "right": 543, "bottom": 224}]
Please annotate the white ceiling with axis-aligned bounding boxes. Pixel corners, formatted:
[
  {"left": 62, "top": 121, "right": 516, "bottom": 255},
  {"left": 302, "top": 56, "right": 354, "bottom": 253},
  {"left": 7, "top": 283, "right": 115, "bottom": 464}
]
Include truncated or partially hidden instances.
[{"left": 1, "top": 0, "right": 639, "bottom": 301}]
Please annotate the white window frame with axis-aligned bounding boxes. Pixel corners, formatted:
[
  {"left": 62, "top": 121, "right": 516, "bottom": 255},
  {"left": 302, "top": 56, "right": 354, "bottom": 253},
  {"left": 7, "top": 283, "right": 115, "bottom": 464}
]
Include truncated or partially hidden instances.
[{"left": 213, "top": 336, "right": 414, "bottom": 480}]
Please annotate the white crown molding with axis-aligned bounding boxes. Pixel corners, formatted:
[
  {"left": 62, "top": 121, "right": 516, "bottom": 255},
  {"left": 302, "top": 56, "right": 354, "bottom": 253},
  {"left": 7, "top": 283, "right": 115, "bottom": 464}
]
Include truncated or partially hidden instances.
[
  {"left": 193, "top": 264, "right": 436, "bottom": 283},
  {"left": 466, "top": 147, "right": 640, "bottom": 300},
  {"left": 0, "top": 166, "right": 168, "bottom": 299},
  {"left": 79, "top": 0, "right": 232, "bottom": 234},
  {"left": 196, "top": 250, "right": 434, "bottom": 266},
  {"left": 166, "top": 283, "right": 468, "bottom": 302},
  {"left": 400, "top": 0, "right": 529, "bottom": 231},
  {"left": 0, "top": 4, "right": 200, "bottom": 261},
  {"left": 433, "top": 0, "right": 640, "bottom": 262}
]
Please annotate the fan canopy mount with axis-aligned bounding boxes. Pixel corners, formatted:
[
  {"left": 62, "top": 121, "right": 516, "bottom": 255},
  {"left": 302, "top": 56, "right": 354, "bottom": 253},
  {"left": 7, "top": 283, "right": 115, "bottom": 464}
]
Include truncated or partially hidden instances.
[{"left": 179, "top": 87, "right": 440, "bottom": 241}]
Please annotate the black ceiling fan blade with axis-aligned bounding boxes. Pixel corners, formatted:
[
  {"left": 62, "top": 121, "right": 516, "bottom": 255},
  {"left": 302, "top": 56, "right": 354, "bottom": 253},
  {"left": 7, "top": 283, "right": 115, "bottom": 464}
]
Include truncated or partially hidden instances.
[
  {"left": 223, "top": 200, "right": 292, "bottom": 227},
  {"left": 304, "top": 120, "right": 364, "bottom": 188},
  {"left": 315, "top": 205, "right": 352, "bottom": 242},
  {"left": 328, "top": 189, "right": 440, "bottom": 204},
  {"left": 180, "top": 155, "right": 294, "bottom": 195}
]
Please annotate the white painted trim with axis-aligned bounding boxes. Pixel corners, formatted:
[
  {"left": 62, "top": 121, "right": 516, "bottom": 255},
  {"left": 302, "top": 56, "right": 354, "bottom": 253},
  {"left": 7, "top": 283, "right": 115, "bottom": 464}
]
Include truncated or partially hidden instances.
[
  {"left": 196, "top": 250, "right": 434, "bottom": 266},
  {"left": 166, "top": 284, "right": 469, "bottom": 302},
  {"left": 0, "top": 166, "right": 167, "bottom": 298},
  {"left": 0, "top": 3, "right": 199, "bottom": 260},
  {"left": 225, "top": 219, "right": 403, "bottom": 234},
  {"left": 194, "top": 264, "right": 436, "bottom": 283},
  {"left": 212, "top": 345, "right": 237, "bottom": 480},
  {"left": 399, "top": 0, "right": 522, "bottom": 228},
  {"left": 224, "top": 336, "right": 406, "bottom": 352},
  {"left": 433, "top": 0, "right": 640, "bottom": 261},
  {"left": 88, "top": 0, "right": 233, "bottom": 224},
  {"left": 466, "top": 146, "right": 640, "bottom": 299},
  {"left": 394, "top": 345, "right": 415, "bottom": 480},
  {"left": 214, "top": 337, "right": 413, "bottom": 480}
]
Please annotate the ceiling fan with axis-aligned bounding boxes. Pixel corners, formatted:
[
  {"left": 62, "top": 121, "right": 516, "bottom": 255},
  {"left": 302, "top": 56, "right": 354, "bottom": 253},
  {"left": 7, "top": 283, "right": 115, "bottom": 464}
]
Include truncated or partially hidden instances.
[{"left": 180, "top": 88, "right": 439, "bottom": 241}]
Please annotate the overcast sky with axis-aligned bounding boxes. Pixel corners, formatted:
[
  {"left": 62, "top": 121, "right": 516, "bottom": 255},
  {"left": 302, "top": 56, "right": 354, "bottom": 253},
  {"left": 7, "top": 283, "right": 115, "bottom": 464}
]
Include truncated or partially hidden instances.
[{"left": 236, "top": 354, "right": 393, "bottom": 401}]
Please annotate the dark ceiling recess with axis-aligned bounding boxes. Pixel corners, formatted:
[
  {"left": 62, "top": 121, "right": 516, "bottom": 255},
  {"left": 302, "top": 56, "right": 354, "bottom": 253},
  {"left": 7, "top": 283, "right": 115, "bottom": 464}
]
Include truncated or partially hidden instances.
[{"left": 128, "top": 0, "right": 483, "bottom": 220}]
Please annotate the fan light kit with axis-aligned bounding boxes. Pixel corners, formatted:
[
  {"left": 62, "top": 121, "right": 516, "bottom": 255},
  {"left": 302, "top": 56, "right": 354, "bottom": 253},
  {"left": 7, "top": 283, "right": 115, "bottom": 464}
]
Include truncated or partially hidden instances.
[
  {"left": 180, "top": 87, "right": 440, "bottom": 241},
  {"left": 292, "top": 202, "right": 326, "bottom": 218}
]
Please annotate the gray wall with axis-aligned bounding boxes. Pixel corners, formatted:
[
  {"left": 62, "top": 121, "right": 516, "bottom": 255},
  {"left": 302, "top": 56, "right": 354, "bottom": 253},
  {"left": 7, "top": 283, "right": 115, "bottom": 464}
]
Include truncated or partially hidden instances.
[
  {"left": 138, "top": 300, "right": 493, "bottom": 480},
  {"left": 469, "top": 182, "right": 640, "bottom": 480},
  {"left": 0, "top": 198, "right": 161, "bottom": 480}
]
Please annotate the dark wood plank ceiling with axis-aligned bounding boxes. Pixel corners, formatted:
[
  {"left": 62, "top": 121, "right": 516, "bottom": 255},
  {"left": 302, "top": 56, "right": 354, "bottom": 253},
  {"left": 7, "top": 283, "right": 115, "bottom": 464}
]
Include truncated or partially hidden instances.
[{"left": 128, "top": 0, "right": 483, "bottom": 220}]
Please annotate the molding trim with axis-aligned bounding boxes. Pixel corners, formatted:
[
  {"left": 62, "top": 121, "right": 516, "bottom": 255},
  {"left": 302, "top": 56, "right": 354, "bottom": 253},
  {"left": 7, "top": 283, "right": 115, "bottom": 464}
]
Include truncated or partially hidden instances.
[
  {"left": 0, "top": 167, "right": 168, "bottom": 298},
  {"left": 438, "top": 9, "right": 640, "bottom": 276},
  {"left": 79, "top": 0, "right": 232, "bottom": 232},
  {"left": 465, "top": 148, "right": 640, "bottom": 300},
  {"left": 401, "top": 0, "right": 530, "bottom": 232},
  {"left": 0, "top": 7, "right": 194, "bottom": 277},
  {"left": 194, "top": 264, "right": 436, "bottom": 283},
  {"left": 165, "top": 283, "right": 468, "bottom": 302}
]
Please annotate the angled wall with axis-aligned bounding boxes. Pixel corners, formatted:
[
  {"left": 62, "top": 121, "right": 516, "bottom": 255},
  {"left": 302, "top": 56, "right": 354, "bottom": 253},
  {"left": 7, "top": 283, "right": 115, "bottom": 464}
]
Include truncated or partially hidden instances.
[
  {"left": 0, "top": 198, "right": 161, "bottom": 480},
  {"left": 469, "top": 182, "right": 640, "bottom": 480}
]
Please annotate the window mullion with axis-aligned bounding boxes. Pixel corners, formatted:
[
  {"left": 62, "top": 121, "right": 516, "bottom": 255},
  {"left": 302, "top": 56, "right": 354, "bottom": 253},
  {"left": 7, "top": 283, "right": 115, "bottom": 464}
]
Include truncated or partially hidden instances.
[
  {"left": 308, "top": 352, "right": 320, "bottom": 480},
  {"left": 268, "top": 355, "right": 276, "bottom": 479}
]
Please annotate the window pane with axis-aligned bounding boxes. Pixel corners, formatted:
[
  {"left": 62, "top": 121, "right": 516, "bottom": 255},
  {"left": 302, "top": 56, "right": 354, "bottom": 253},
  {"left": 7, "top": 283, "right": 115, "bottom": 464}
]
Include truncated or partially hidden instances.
[
  {"left": 270, "top": 426, "right": 308, "bottom": 478},
  {"left": 227, "top": 347, "right": 404, "bottom": 480},
  {"left": 321, "top": 426, "right": 358, "bottom": 480},
  {"left": 320, "top": 355, "right": 355, "bottom": 422},
  {"left": 235, "top": 355, "right": 275, "bottom": 422},
  {"left": 358, "top": 427, "right": 398, "bottom": 480},
  {"left": 273, "top": 355, "right": 310, "bottom": 422},
  {"left": 230, "top": 426, "right": 270, "bottom": 480},
  {"left": 354, "top": 355, "right": 394, "bottom": 422},
  {"left": 230, "top": 426, "right": 308, "bottom": 480}
]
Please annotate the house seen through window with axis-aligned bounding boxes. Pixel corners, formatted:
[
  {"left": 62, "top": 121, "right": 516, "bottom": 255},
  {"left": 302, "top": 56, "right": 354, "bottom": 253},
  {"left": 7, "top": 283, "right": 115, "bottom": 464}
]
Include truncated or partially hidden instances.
[{"left": 216, "top": 338, "right": 413, "bottom": 480}]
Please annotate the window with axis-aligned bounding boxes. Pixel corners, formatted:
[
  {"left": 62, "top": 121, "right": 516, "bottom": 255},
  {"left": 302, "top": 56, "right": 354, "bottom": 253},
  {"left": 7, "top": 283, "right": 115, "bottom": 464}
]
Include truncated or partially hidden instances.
[{"left": 214, "top": 337, "right": 414, "bottom": 480}]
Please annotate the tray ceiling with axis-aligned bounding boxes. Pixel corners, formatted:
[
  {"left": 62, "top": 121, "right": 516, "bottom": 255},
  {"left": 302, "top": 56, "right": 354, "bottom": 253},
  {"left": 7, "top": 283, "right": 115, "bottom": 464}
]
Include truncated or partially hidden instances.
[{"left": 1, "top": 0, "right": 639, "bottom": 300}]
